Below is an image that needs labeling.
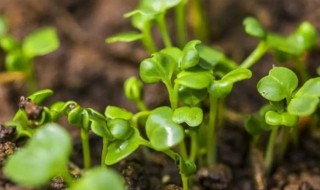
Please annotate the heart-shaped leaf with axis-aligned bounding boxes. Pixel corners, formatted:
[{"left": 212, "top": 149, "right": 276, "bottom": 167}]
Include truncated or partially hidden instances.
[
  {"left": 265, "top": 111, "right": 298, "bottom": 127},
  {"left": 172, "top": 106, "right": 203, "bottom": 127},
  {"left": 140, "top": 52, "right": 177, "bottom": 84},
  {"left": 22, "top": 27, "right": 59, "bottom": 58},
  {"left": 105, "top": 128, "right": 141, "bottom": 165},
  {"left": 69, "top": 167, "right": 124, "bottom": 190},
  {"left": 257, "top": 67, "right": 298, "bottom": 101},
  {"left": 146, "top": 107, "right": 184, "bottom": 150},
  {"left": 4, "top": 123, "right": 72, "bottom": 187}
]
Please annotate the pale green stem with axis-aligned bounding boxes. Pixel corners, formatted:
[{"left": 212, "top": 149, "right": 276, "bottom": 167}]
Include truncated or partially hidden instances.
[
  {"left": 189, "top": 130, "right": 198, "bottom": 162},
  {"left": 135, "top": 99, "right": 148, "bottom": 111},
  {"left": 240, "top": 41, "right": 268, "bottom": 69},
  {"left": 81, "top": 128, "right": 91, "bottom": 169},
  {"left": 141, "top": 24, "right": 157, "bottom": 53},
  {"left": 175, "top": 1, "right": 187, "bottom": 47},
  {"left": 179, "top": 141, "right": 188, "bottom": 159},
  {"left": 163, "top": 81, "right": 179, "bottom": 109},
  {"left": 101, "top": 137, "right": 109, "bottom": 167},
  {"left": 265, "top": 126, "right": 279, "bottom": 173},
  {"left": 61, "top": 166, "right": 74, "bottom": 186},
  {"left": 181, "top": 175, "right": 189, "bottom": 190},
  {"left": 207, "top": 94, "right": 218, "bottom": 166},
  {"left": 156, "top": 13, "right": 172, "bottom": 48}
]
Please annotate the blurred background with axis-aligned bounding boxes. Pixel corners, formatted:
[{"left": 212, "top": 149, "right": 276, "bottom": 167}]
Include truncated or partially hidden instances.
[{"left": 0, "top": 0, "right": 319, "bottom": 123}]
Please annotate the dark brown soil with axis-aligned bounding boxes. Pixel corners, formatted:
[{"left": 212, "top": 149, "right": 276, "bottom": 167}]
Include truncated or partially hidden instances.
[{"left": 0, "top": 0, "right": 320, "bottom": 189}]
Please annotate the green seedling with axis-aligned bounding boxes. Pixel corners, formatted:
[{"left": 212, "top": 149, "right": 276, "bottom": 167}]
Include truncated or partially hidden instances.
[
  {"left": 240, "top": 17, "right": 317, "bottom": 81},
  {"left": 0, "top": 15, "right": 59, "bottom": 93},
  {"left": 4, "top": 123, "right": 73, "bottom": 187},
  {"left": 247, "top": 66, "right": 320, "bottom": 173},
  {"left": 124, "top": 76, "right": 147, "bottom": 111}
]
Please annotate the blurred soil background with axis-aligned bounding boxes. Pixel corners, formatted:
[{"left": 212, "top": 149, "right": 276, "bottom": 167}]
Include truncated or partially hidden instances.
[{"left": 0, "top": 0, "right": 320, "bottom": 189}]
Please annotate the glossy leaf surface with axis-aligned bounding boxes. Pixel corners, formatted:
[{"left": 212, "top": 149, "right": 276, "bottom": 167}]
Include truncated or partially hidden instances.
[
  {"left": 178, "top": 86, "right": 207, "bottom": 106},
  {"left": 107, "top": 118, "right": 134, "bottom": 140},
  {"left": 176, "top": 70, "right": 212, "bottom": 89},
  {"left": 105, "top": 128, "right": 141, "bottom": 165},
  {"left": 90, "top": 118, "right": 112, "bottom": 139},
  {"left": 257, "top": 67, "right": 298, "bottom": 101},
  {"left": 179, "top": 40, "right": 201, "bottom": 70},
  {"left": 146, "top": 107, "right": 184, "bottom": 150},
  {"left": 265, "top": 111, "right": 298, "bottom": 127},
  {"left": 105, "top": 106, "right": 133, "bottom": 120}
]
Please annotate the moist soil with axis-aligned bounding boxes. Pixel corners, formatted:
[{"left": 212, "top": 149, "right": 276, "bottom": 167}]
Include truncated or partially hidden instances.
[{"left": 0, "top": 0, "right": 320, "bottom": 189}]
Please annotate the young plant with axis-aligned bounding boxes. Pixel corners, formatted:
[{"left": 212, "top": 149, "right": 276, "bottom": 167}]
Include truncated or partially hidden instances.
[
  {"left": 246, "top": 66, "right": 320, "bottom": 173},
  {"left": 4, "top": 122, "right": 125, "bottom": 190},
  {"left": 0, "top": 15, "right": 60, "bottom": 93},
  {"left": 240, "top": 17, "right": 317, "bottom": 81}
]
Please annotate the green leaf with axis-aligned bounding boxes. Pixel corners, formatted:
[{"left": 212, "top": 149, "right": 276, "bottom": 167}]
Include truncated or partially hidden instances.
[
  {"left": 4, "top": 123, "right": 72, "bottom": 187},
  {"left": 178, "top": 86, "right": 208, "bottom": 106},
  {"left": 179, "top": 40, "right": 201, "bottom": 70},
  {"left": 257, "top": 67, "right": 298, "bottom": 101},
  {"left": 196, "top": 44, "right": 238, "bottom": 72},
  {"left": 140, "top": 0, "right": 182, "bottom": 13},
  {"left": 220, "top": 68, "right": 252, "bottom": 84},
  {"left": 288, "top": 77, "right": 320, "bottom": 116},
  {"left": 0, "top": 35, "right": 19, "bottom": 51},
  {"left": 5, "top": 50, "right": 29, "bottom": 72},
  {"left": 172, "top": 106, "right": 203, "bottom": 127},
  {"left": 105, "top": 106, "right": 133, "bottom": 120},
  {"left": 107, "top": 118, "right": 134, "bottom": 140},
  {"left": 176, "top": 70, "right": 212, "bottom": 89},
  {"left": 140, "top": 52, "right": 177, "bottom": 84},
  {"left": 0, "top": 15, "right": 8, "bottom": 36},
  {"left": 179, "top": 157, "right": 197, "bottom": 177},
  {"left": 124, "top": 77, "right": 143, "bottom": 101},
  {"left": 265, "top": 111, "right": 298, "bottom": 127},
  {"left": 125, "top": 9, "right": 155, "bottom": 31},
  {"left": 90, "top": 118, "right": 112, "bottom": 139},
  {"left": 106, "top": 32, "right": 143, "bottom": 43},
  {"left": 105, "top": 128, "right": 141, "bottom": 165},
  {"left": 68, "top": 106, "right": 84, "bottom": 125},
  {"left": 146, "top": 107, "right": 184, "bottom": 150},
  {"left": 28, "top": 89, "right": 53, "bottom": 104},
  {"left": 70, "top": 167, "right": 124, "bottom": 190},
  {"left": 22, "top": 27, "right": 59, "bottom": 58},
  {"left": 243, "top": 17, "right": 266, "bottom": 39}
]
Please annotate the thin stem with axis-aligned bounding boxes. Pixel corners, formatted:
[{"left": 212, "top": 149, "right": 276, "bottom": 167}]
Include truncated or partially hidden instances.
[
  {"left": 179, "top": 141, "right": 188, "bottom": 159},
  {"left": 240, "top": 41, "right": 268, "bottom": 69},
  {"left": 100, "top": 137, "right": 109, "bottom": 167},
  {"left": 181, "top": 175, "right": 189, "bottom": 190},
  {"left": 163, "top": 81, "right": 179, "bottom": 109},
  {"left": 175, "top": 1, "right": 187, "bottom": 47},
  {"left": 135, "top": 99, "right": 148, "bottom": 111},
  {"left": 293, "top": 59, "right": 309, "bottom": 82},
  {"left": 60, "top": 166, "right": 74, "bottom": 186},
  {"left": 141, "top": 24, "right": 157, "bottom": 53},
  {"left": 207, "top": 94, "right": 218, "bottom": 166},
  {"left": 139, "top": 138, "right": 178, "bottom": 161},
  {"left": 132, "top": 111, "right": 150, "bottom": 128},
  {"left": 264, "top": 126, "right": 279, "bottom": 173},
  {"left": 80, "top": 128, "right": 91, "bottom": 169},
  {"left": 278, "top": 128, "right": 289, "bottom": 162},
  {"left": 26, "top": 62, "right": 37, "bottom": 94},
  {"left": 156, "top": 13, "right": 172, "bottom": 48},
  {"left": 189, "top": 0, "right": 209, "bottom": 42},
  {"left": 189, "top": 130, "right": 198, "bottom": 162}
]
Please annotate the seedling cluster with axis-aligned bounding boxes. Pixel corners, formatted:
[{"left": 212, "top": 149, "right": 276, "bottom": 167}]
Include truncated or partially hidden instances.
[{"left": 0, "top": 1, "right": 319, "bottom": 190}]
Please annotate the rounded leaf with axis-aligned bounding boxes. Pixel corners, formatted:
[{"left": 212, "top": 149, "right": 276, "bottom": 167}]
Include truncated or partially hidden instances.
[
  {"left": 68, "top": 106, "right": 84, "bottom": 125},
  {"left": 105, "top": 128, "right": 141, "bottom": 165},
  {"left": 257, "top": 67, "right": 298, "bottom": 101},
  {"left": 0, "top": 35, "right": 19, "bottom": 51},
  {"left": 146, "top": 107, "right": 184, "bottom": 150},
  {"left": 178, "top": 86, "right": 208, "bottom": 106},
  {"left": 28, "top": 89, "right": 53, "bottom": 104},
  {"left": 108, "top": 118, "right": 134, "bottom": 140},
  {"left": 22, "top": 27, "right": 59, "bottom": 58},
  {"left": 140, "top": 52, "right": 177, "bottom": 83},
  {"left": 124, "top": 77, "right": 143, "bottom": 101},
  {"left": 176, "top": 70, "right": 212, "bottom": 89},
  {"left": 69, "top": 167, "right": 124, "bottom": 190},
  {"left": 288, "top": 96, "right": 319, "bottom": 116},
  {"left": 179, "top": 40, "right": 201, "bottom": 70},
  {"left": 243, "top": 17, "right": 266, "bottom": 39},
  {"left": 172, "top": 106, "right": 203, "bottom": 127},
  {"left": 105, "top": 106, "right": 133, "bottom": 120},
  {"left": 4, "top": 123, "right": 72, "bottom": 187},
  {"left": 90, "top": 118, "right": 112, "bottom": 139}
]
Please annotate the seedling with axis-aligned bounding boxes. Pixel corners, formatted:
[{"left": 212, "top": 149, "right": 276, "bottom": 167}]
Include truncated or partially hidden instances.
[
  {"left": 0, "top": 15, "right": 59, "bottom": 93},
  {"left": 246, "top": 66, "right": 320, "bottom": 173},
  {"left": 240, "top": 17, "right": 317, "bottom": 81}
]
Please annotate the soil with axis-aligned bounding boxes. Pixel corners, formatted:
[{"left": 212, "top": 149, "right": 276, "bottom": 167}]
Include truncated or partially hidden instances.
[{"left": 0, "top": 0, "right": 320, "bottom": 189}]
